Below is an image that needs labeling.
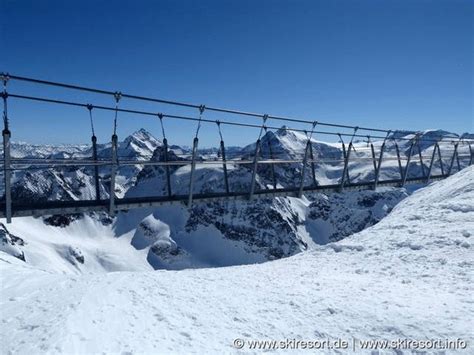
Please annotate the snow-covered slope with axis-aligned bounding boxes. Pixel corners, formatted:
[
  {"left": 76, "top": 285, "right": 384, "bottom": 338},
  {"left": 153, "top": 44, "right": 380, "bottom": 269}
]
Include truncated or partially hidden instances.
[{"left": 1, "top": 167, "right": 472, "bottom": 354}]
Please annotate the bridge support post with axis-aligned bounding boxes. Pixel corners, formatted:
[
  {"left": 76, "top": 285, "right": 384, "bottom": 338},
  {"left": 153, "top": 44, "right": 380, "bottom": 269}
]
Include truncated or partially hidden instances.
[
  {"left": 249, "top": 139, "right": 261, "bottom": 200},
  {"left": 401, "top": 139, "right": 416, "bottom": 187},
  {"left": 91, "top": 135, "right": 100, "bottom": 201},
  {"left": 447, "top": 141, "right": 459, "bottom": 176},
  {"left": 339, "top": 141, "right": 350, "bottom": 184},
  {"left": 417, "top": 142, "right": 426, "bottom": 178},
  {"left": 426, "top": 143, "right": 438, "bottom": 184},
  {"left": 437, "top": 144, "right": 445, "bottom": 175},
  {"left": 339, "top": 142, "right": 354, "bottom": 191},
  {"left": 456, "top": 147, "right": 461, "bottom": 172},
  {"left": 309, "top": 142, "right": 317, "bottom": 187},
  {"left": 2, "top": 128, "right": 12, "bottom": 223},
  {"left": 163, "top": 138, "right": 172, "bottom": 197},
  {"left": 298, "top": 141, "right": 311, "bottom": 198},
  {"left": 370, "top": 143, "right": 377, "bottom": 173},
  {"left": 267, "top": 138, "right": 277, "bottom": 190},
  {"left": 187, "top": 137, "right": 199, "bottom": 207},
  {"left": 220, "top": 140, "right": 230, "bottom": 194},
  {"left": 1, "top": 80, "right": 12, "bottom": 223},
  {"left": 370, "top": 143, "right": 377, "bottom": 185},
  {"left": 109, "top": 134, "right": 118, "bottom": 216},
  {"left": 373, "top": 141, "right": 387, "bottom": 190},
  {"left": 394, "top": 142, "right": 403, "bottom": 180},
  {"left": 469, "top": 143, "right": 473, "bottom": 166}
]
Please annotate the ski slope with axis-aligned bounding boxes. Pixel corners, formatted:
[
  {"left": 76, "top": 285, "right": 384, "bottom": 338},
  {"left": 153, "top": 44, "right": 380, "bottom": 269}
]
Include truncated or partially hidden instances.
[{"left": 1, "top": 167, "right": 473, "bottom": 354}]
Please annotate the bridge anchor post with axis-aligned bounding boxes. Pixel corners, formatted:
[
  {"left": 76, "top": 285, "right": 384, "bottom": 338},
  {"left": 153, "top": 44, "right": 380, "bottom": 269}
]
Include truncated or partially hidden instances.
[
  {"left": 2, "top": 128, "right": 12, "bottom": 223},
  {"left": 1, "top": 78, "right": 12, "bottom": 223}
]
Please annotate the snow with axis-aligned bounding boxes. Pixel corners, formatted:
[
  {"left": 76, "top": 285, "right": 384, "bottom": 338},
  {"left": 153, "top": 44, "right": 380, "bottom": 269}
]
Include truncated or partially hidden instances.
[
  {"left": 0, "top": 215, "right": 152, "bottom": 274},
  {"left": 1, "top": 166, "right": 473, "bottom": 354}
]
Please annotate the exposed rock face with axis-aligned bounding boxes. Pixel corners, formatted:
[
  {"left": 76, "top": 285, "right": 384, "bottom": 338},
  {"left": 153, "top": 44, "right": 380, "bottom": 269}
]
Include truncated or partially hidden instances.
[
  {"left": 185, "top": 199, "right": 307, "bottom": 260},
  {"left": 0, "top": 223, "right": 26, "bottom": 261},
  {"left": 44, "top": 214, "right": 83, "bottom": 227},
  {"left": 68, "top": 246, "right": 84, "bottom": 264},
  {"left": 306, "top": 189, "right": 408, "bottom": 244},
  {"left": 120, "top": 185, "right": 406, "bottom": 270}
]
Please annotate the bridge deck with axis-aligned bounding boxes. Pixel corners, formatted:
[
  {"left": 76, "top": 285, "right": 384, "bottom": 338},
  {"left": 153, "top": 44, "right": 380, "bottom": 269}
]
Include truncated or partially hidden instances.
[{"left": 1, "top": 175, "right": 446, "bottom": 219}]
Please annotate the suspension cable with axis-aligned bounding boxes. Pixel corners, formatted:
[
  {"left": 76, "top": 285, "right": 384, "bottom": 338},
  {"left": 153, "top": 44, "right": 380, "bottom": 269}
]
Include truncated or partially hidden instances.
[
  {"left": 87, "top": 104, "right": 95, "bottom": 137},
  {"left": 4, "top": 73, "right": 391, "bottom": 133},
  {"left": 337, "top": 133, "right": 344, "bottom": 145},
  {"left": 389, "top": 130, "right": 405, "bottom": 147},
  {"left": 1, "top": 74, "right": 9, "bottom": 131},
  {"left": 158, "top": 113, "right": 166, "bottom": 140},
  {"left": 113, "top": 91, "right": 122, "bottom": 136},
  {"left": 306, "top": 121, "right": 318, "bottom": 141},
  {"left": 349, "top": 127, "right": 359, "bottom": 143},
  {"left": 5, "top": 92, "right": 473, "bottom": 145},
  {"left": 216, "top": 120, "right": 224, "bottom": 142},
  {"left": 194, "top": 105, "right": 205, "bottom": 139},
  {"left": 257, "top": 114, "right": 268, "bottom": 140},
  {"left": 350, "top": 127, "right": 359, "bottom": 152}
]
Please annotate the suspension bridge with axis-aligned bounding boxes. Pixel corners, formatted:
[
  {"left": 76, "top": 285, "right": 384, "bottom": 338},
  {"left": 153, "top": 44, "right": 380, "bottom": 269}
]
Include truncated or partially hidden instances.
[{"left": 0, "top": 73, "right": 472, "bottom": 223}]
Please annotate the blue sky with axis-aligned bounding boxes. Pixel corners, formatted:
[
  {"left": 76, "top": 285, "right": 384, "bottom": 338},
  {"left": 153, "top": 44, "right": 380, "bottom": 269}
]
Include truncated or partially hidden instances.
[{"left": 0, "top": 0, "right": 472, "bottom": 146}]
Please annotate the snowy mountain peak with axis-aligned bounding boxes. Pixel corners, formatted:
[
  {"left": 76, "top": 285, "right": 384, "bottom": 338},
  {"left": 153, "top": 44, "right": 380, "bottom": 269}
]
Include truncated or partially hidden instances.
[
  {"left": 118, "top": 128, "right": 162, "bottom": 159},
  {"left": 123, "top": 128, "right": 161, "bottom": 148},
  {"left": 275, "top": 125, "right": 290, "bottom": 136},
  {"left": 250, "top": 125, "right": 341, "bottom": 160},
  {"left": 389, "top": 129, "right": 458, "bottom": 142}
]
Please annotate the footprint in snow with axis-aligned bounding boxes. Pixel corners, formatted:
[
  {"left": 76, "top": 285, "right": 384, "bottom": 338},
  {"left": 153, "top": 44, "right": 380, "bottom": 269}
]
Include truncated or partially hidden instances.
[{"left": 180, "top": 331, "right": 191, "bottom": 339}]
